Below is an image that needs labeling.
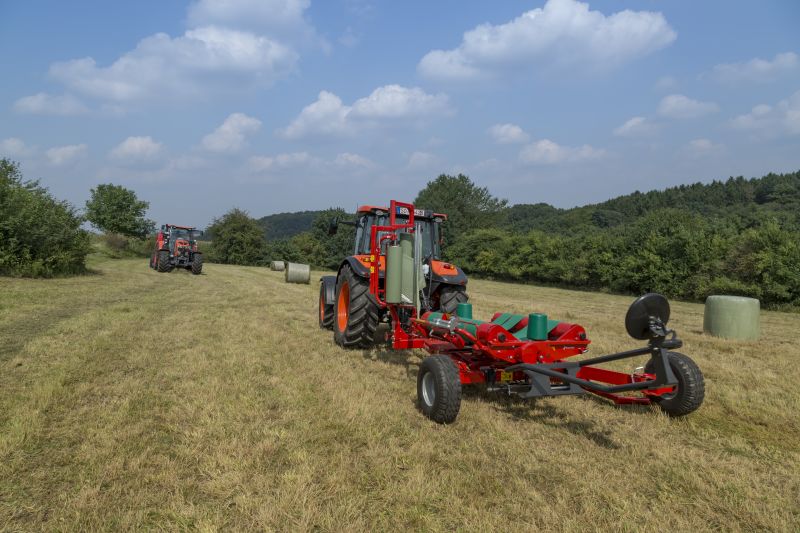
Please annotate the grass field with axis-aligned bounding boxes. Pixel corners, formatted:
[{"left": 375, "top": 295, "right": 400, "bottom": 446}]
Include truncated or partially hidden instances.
[{"left": 1, "top": 257, "right": 798, "bottom": 531}]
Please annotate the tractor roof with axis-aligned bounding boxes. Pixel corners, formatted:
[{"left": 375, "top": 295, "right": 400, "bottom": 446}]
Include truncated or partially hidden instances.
[
  {"left": 357, "top": 205, "right": 448, "bottom": 220},
  {"left": 165, "top": 224, "right": 196, "bottom": 230}
]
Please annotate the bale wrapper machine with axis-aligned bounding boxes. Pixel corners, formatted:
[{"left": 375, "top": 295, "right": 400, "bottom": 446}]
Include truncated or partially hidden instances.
[{"left": 326, "top": 200, "right": 705, "bottom": 423}]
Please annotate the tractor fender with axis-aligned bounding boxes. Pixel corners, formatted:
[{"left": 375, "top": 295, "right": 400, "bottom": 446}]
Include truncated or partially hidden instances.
[
  {"left": 428, "top": 264, "right": 468, "bottom": 287},
  {"left": 320, "top": 275, "right": 337, "bottom": 306},
  {"left": 339, "top": 256, "right": 371, "bottom": 279}
]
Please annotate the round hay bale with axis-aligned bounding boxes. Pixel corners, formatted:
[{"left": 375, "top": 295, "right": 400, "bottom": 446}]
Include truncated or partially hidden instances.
[
  {"left": 703, "top": 295, "right": 760, "bottom": 341},
  {"left": 269, "top": 260, "right": 285, "bottom": 271},
  {"left": 285, "top": 262, "right": 310, "bottom": 284}
]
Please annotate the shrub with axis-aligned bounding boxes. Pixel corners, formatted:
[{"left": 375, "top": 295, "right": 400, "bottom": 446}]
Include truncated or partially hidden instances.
[{"left": 0, "top": 159, "right": 90, "bottom": 277}]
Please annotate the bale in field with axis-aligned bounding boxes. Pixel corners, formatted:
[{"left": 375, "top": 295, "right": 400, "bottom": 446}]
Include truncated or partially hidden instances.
[
  {"left": 285, "top": 262, "right": 310, "bottom": 284},
  {"left": 269, "top": 260, "right": 285, "bottom": 271}
]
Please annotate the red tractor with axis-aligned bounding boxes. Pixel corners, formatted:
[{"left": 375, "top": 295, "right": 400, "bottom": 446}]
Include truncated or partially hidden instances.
[
  {"left": 149, "top": 224, "right": 203, "bottom": 275},
  {"left": 322, "top": 200, "right": 705, "bottom": 424},
  {"left": 319, "top": 203, "right": 468, "bottom": 347}
]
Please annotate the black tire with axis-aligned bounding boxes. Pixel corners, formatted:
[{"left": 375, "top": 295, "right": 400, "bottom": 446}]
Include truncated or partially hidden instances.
[
  {"left": 333, "top": 265, "right": 380, "bottom": 348},
  {"left": 438, "top": 286, "right": 468, "bottom": 315},
  {"left": 645, "top": 351, "right": 705, "bottom": 417},
  {"left": 417, "top": 355, "right": 462, "bottom": 424},
  {"left": 319, "top": 283, "right": 334, "bottom": 329},
  {"left": 191, "top": 253, "right": 203, "bottom": 275},
  {"left": 156, "top": 250, "right": 171, "bottom": 273}
]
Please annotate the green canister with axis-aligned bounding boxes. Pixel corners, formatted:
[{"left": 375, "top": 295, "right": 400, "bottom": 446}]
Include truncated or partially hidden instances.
[
  {"left": 456, "top": 302, "right": 472, "bottom": 319},
  {"left": 527, "top": 313, "right": 548, "bottom": 340}
]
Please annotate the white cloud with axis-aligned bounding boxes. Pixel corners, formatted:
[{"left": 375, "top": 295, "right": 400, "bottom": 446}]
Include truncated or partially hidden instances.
[
  {"left": 202, "top": 113, "right": 262, "bottom": 153},
  {"left": 730, "top": 90, "right": 800, "bottom": 137},
  {"left": 248, "top": 151, "right": 311, "bottom": 172},
  {"left": 187, "top": 0, "right": 312, "bottom": 38},
  {"left": 613, "top": 116, "right": 658, "bottom": 137},
  {"left": 488, "top": 123, "right": 530, "bottom": 144},
  {"left": 46, "top": 144, "right": 88, "bottom": 166},
  {"left": 519, "top": 139, "right": 605, "bottom": 164},
  {"left": 0, "top": 138, "right": 34, "bottom": 157},
  {"left": 280, "top": 85, "right": 451, "bottom": 139},
  {"left": 350, "top": 85, "right": 451, "bottom": 119},
  {"left": 685, "top": 138, "right": 724, "bottom": 157},
  {"left": 109, "top": 136, "right": 164, "bottom": 160},
  {"left": 710, "top": 52, "right": 798, "bottom": 83},
  {"left": 657, "top": 94, "right": 719, "bottom": 119},
  {"left": 418, "top": 0, "right": 676, "bottom": 82},
  {"left": 43, "top": 1, "right": 316, "bottom": 105},
  {"left": 334, "top": 152, "right": 374, "bottom": 168},
  {"left": 50, "top": 27, "right": 297, "bottom": 102},
  {"left": 13, "top": 93, "right": 87, "bottom": 115}
]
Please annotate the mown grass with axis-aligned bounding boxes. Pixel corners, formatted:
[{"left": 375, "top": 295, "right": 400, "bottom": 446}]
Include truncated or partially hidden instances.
[{"left": 1, "top": 257, "right": 798, "bottom": 531}]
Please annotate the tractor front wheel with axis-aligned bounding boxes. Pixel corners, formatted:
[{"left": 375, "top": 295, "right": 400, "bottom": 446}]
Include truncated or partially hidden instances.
[
  {"left": 319, "top": 283, "right": 334, "bottom": 329},
  {"left": 156, "top": 250, "right": 171, "bottom": 272},
  {"left": 191, "top": 253, "right": 203, "bottom": 275},
  {"left": 438, "top": 286, "right": 468, "bottom": 315},
  {"left": 417, "top": 355, "right": 462, "bottom": 424},
  {"left": 646, "top": 351, "right": 705, "bottom": 417},
  {"left": 333, "top": 265, "right": 380, "bottom": 348}
]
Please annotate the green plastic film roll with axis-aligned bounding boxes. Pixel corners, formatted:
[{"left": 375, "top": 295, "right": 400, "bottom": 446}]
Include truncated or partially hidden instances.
[
  {"left": 385, "top": 244, "right": 402, "bottom": 304},
  {"left": 527, "top": 313, "right": 548, "bottom": 340}
]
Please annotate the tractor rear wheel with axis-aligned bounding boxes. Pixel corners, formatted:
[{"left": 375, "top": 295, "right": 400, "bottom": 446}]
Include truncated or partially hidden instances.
[
  {"left": 645, "top": 352, "right": 705, "bottom": 417},
  {"left": 439, "top": 286, "right": 468, "bottom": 315},
  {"left": 191, "top": 253, "right": 203, "bottom": 275},
  {"left": 333, "top": 265, "right": 380, "bottom": 348},
  {"left": 417, "top": 355, "right": 461, "bottom": 424},
  {"left": 156, "top": 250, "right": 171, "bottom": 272},
  {"left": 319, "top": 283, "right": 334, "bottom": 329}
]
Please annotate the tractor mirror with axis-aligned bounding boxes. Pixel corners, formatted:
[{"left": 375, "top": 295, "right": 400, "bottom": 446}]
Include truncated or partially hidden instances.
[{"left": 328, "top": 218, "right": 339, "bottom": 236}]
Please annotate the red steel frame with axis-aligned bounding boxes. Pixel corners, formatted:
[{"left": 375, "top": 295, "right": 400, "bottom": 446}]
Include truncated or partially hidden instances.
[{"left": 364, "top": 200, "right": 676, "bottom": 405}]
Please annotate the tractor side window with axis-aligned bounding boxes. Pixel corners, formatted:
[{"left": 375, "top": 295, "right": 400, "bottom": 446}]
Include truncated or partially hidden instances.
[{"left": 355, "top": 215, "right": 372, "bottom": 255}]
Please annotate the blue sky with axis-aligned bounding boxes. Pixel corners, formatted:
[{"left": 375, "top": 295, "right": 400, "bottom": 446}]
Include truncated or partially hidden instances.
[{"left": 1, "top": 0, "right": 798, "bottom": 228}]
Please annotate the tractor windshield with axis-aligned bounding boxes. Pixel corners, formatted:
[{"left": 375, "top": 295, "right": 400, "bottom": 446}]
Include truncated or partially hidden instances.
[{"left": 354, "top": 214, "right": 441, "bottom": 259}]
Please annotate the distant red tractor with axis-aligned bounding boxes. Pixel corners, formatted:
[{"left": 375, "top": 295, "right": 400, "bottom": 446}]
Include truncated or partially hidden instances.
[{"left": 149, "top": 224, "right": 203, "bottom": 275}]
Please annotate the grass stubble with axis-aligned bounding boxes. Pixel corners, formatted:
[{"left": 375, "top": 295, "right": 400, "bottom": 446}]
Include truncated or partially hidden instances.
[{"left": 0, "top": 257, "right": 798, "bottom": 531}]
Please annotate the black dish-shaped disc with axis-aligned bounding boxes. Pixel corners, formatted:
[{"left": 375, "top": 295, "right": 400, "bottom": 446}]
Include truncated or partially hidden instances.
[{"left": 625, "top": 293, "right": 670, "bottom": 340}]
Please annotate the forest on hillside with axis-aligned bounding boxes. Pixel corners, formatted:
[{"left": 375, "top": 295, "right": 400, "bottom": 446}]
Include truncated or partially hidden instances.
[{"left": 206, "top": 170, "right": 800, "bottom": 309}]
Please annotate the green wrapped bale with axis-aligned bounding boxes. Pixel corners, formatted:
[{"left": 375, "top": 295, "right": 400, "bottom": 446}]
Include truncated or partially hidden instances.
[
  {"left": 703, "top": 295, "right": 760, "bottom": 341},
  {"left": 269, "top": 260, "right": 285, "bottom": 271}
]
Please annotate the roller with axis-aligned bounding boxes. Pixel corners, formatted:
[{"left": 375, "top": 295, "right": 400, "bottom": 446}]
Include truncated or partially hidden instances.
[
  {"left": 284, "top": 262, "right": 311, "bottom": 284},
  {"left": 269, "top": 260, "right": 285, "bottom": 271}
]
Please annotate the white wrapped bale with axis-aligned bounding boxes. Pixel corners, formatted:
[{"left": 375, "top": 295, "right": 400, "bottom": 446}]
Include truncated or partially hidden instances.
[
  {"left": 270, "top": 260, "right": 285, "bottom": 271},
  {"left": 285, "top": 262, "right": 311, "bottom": 284},
  {"left": 703, "top": 295, "right": 760, "bottom": 341}
]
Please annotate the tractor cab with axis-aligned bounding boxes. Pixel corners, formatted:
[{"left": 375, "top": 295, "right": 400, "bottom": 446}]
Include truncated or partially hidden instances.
[{"left": 353, "top": 205, "right": 443, "bottom": 260}]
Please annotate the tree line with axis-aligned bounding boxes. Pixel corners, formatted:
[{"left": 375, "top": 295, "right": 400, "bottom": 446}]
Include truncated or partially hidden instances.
[{"left": 205, "top": 172, "right": 800, "bottom": 309}]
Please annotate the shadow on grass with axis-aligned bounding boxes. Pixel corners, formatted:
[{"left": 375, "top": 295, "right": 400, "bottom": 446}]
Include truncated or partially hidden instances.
[{"left": 463, "top": 389, "right": 621, "bottom": 449}]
